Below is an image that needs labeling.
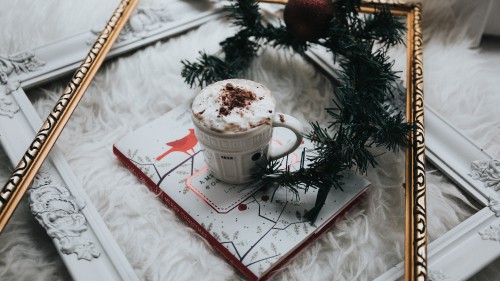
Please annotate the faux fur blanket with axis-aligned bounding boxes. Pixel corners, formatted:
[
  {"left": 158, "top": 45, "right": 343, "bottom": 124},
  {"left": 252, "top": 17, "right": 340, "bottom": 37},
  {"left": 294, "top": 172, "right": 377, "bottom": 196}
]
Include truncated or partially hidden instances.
[{"left": 0, "top": 0, "right": 499, "bottom": 280}]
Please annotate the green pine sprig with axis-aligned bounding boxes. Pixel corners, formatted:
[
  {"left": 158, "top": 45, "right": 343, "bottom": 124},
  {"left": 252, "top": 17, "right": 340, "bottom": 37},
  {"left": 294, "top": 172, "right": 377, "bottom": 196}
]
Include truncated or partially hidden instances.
[{"left": 181, "top": 0, "right": 412, "bottom": 223}]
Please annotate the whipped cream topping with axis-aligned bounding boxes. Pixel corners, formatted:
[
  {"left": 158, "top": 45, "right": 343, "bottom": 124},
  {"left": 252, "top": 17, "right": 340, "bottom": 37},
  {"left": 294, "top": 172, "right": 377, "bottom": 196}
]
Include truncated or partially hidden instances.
[{"left": 192, "top": 79, "right": 275, "bottom": 133}]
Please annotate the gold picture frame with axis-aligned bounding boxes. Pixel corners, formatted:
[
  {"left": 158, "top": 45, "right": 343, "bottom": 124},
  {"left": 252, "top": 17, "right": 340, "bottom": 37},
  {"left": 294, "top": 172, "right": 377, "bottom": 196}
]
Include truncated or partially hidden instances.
[
  {"left": 262, "top": 1, "right": 427, "bottom": 279},
  {"left": 0, "top": 0, "right": 139, "bottom": 234},
  {"left": 351, "top": 2, "right": 427, "bottom": 280}
]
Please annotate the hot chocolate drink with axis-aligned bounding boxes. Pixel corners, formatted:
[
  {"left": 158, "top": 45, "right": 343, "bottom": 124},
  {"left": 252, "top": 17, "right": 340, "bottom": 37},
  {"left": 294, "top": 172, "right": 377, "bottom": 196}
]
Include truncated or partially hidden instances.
[
  {"left": 191, "top": 79, "right": 303, "bottom": 184},
  {"left": 192, "top": 79, "right": 276, "bottom": 133}
]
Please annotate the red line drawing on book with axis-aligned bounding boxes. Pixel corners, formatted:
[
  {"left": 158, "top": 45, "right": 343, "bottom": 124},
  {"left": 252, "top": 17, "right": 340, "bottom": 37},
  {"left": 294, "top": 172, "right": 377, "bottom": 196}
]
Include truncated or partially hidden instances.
[
  {"left": 184, "top": 146, "right": 302, "bottom": 214},
  {"left": 156, "top": 128, "right": 197, "bottom": 161}
]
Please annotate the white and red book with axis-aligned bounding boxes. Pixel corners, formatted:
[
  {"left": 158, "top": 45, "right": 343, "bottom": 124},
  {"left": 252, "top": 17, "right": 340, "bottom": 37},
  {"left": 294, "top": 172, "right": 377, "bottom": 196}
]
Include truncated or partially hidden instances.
[{"left": 113, "top": 104, "right": 370, "bottom": 280}]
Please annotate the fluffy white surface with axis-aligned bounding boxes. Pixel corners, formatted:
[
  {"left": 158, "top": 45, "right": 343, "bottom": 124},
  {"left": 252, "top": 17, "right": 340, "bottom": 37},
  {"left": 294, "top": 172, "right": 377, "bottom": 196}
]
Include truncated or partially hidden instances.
[{"left": 0, "top": 0, "right": 499, "bottom": 280}]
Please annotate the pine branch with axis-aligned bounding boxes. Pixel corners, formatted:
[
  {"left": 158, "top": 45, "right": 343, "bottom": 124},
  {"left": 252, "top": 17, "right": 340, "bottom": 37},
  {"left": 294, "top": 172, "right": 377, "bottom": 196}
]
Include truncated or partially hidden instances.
[
  {"left": 181, "top": 52, "right": 234, "bottom": 88},
  {"left": 181, "top": 0, "right": 413, "bottom": 223},
  {"left": 362, "top": 7, "right": 406, "bottom": 47},
  {"left": 220, "top": 31, "right": 260, "bottom": 66},
  {"left": 223, "top": 0, "right": 262, "bottom": 28},
  {"left": 257, "top": 24, "right": 311, "bottom": 54}
]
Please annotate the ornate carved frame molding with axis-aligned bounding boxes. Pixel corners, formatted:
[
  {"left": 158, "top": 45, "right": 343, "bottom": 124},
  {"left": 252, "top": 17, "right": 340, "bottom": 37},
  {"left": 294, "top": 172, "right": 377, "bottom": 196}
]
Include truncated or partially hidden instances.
[
  {"left": 0, "top": 1, "right": 221, "bottom": 280},
  {"left": 306, "top": 1, "right": 500, "bottom": 280}
]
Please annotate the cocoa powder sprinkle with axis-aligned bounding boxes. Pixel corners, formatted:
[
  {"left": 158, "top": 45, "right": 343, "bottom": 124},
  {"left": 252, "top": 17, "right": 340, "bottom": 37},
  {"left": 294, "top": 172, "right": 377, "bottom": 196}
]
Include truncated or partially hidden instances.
[{"left": 217, "top": 85, "right": 257, "bottom": 117}]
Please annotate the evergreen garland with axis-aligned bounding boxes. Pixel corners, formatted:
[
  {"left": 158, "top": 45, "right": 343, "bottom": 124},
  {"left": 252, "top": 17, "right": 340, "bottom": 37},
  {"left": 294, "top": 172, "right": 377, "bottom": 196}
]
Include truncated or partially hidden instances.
[{"left": 181, "top": 0, "right": 413, "bottom": 222}]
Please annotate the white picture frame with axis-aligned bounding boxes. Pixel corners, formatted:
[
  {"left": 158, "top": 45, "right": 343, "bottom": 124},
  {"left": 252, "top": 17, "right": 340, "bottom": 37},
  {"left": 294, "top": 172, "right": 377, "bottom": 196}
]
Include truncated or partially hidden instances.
[
  {"left": 0, "top": 2, "right": 222, "bottom": 280},
  {"left": 305, "top": 26, "right": 500, "bottom": 281},
  {"left": 376, "top": 107, "right": 500, "bottom": 280}
]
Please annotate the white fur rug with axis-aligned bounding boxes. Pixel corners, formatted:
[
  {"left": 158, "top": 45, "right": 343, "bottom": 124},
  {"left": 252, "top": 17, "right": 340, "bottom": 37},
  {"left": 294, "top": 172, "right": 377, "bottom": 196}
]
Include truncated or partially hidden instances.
[{"left": 0, "top": 0, "right": 499, "bottom": 280}]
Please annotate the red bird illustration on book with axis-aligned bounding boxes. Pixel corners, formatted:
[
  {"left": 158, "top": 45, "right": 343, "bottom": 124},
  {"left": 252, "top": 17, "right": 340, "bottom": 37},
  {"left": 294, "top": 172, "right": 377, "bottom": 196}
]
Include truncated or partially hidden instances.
[{"left": 156, "top": 128, "right": 198, "bottom": 161}]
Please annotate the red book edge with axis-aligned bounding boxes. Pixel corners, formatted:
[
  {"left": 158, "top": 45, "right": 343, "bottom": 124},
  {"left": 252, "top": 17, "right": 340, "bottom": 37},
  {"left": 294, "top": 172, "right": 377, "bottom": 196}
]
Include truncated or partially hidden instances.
[{"left": 113, "top": 145, "right": 369, "bottom": 281}]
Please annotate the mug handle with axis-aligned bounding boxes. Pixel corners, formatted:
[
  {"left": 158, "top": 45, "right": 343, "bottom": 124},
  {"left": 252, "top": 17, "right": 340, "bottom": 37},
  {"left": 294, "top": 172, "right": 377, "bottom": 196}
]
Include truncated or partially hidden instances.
[{"left": 268, "top": 113, "right": 303, "bottom": 161}]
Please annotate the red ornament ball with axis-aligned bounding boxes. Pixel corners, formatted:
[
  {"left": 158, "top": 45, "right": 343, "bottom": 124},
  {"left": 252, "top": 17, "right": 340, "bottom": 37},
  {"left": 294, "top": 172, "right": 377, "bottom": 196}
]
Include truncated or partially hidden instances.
[{"left": 284, "top": 0, "right": 334, "bottom": 41}]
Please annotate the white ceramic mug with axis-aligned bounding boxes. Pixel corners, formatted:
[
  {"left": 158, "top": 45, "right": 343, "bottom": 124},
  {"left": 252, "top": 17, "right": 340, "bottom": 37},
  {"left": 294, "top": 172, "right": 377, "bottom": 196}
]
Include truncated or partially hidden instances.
[{"left": 191, "top": 79, "right": 303, "bottom": 184}]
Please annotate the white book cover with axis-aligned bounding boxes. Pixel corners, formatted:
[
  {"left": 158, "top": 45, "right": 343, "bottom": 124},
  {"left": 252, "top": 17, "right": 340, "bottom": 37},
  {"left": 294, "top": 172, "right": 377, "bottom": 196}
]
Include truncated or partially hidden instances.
[{"left": 113, "top": 104, "right": 370, "bottom": 280}]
